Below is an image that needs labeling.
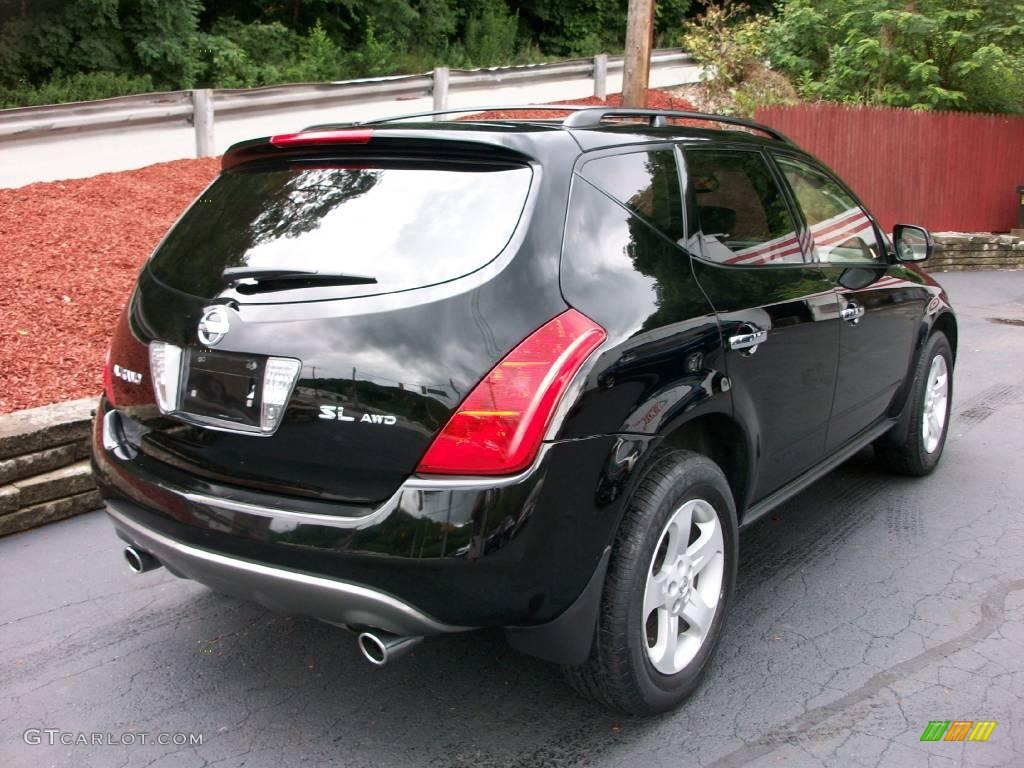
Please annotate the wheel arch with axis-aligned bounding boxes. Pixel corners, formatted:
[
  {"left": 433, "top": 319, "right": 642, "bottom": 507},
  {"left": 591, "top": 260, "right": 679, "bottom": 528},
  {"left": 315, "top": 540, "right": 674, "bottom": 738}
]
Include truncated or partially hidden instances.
[
  {"left": 507, "top": 412, "right": 752, "bottom": 666},
  {"left": 658, "top": 411, "right": 752, "bottom": 517},
  {"left": 894, "top": 305, "right": 958, "bottom": 422},
  {"left": 931, "top": 310, "right": 958, "bottom": 363}
]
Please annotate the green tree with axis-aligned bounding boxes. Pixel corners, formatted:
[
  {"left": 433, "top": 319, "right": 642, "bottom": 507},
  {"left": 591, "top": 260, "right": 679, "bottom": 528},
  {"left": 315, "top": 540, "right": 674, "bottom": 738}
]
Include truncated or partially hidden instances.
[
  {"left": 0, "top": 0, "right": 707, "bottom": 107},
  {"left": 463, "top": 0, "right": 520, "bottom": 65},
  {"left": 513, "top": 0, "right": 691, "bottom": 57},
  {"left": 0, "top": 0, "right": 201, "bottom": 99},
  {"left": 680, "top": 0, "right": 797, "bottom": 116},
  {"left": 767, "top": 0, "right": 1024, "bottom": 113}
]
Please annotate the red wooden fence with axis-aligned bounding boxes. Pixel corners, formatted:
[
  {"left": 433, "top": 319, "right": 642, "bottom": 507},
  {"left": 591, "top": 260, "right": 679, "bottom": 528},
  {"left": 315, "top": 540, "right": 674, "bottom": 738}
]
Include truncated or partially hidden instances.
[{"left": 755, "top": 103, "right": 1024, "bottom": 233}]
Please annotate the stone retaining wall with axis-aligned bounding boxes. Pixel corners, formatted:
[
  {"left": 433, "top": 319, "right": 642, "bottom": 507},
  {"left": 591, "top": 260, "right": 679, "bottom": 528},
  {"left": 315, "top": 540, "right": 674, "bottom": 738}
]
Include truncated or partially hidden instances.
[
  {"left": 0, "top": 398, "right": 101, "bottom": 536},
  {"left": 928, "top": 233, "right": 1024, "bottom": 272}
]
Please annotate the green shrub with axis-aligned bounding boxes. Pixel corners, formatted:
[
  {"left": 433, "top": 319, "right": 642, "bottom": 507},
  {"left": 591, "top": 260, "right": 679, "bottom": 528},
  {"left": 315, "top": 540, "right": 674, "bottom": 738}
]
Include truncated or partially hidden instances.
[
  {"left": 290, "top": 21, "right": 346, "bottom": 81},
  {"left": 463, "top": 0, "right": 521, "bottom": 67},
  {"left": 343, "top": 22, "right": 398, "bottom": 78},
  {"left": 681, "top": 0, "right": 797, "bottom": 116},
  {"left": 0, "top": 71, "right": 156, "bottom": 108},
  {"left": 197, "top": 18, "right": 301, "bottom": 88}
]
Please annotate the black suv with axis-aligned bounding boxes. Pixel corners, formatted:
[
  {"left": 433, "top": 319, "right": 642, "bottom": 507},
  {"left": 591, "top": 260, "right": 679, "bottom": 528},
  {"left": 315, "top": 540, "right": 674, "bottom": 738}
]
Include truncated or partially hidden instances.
[{"left": 93, "top": 106, "right": 956, "bottom": 715}]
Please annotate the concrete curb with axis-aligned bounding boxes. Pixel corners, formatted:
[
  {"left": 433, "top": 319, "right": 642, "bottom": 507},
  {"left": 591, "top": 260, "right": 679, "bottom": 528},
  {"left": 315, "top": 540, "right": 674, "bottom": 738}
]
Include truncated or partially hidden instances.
[{"left": 0, "top": 397, "right": 101, "bottom": 536}]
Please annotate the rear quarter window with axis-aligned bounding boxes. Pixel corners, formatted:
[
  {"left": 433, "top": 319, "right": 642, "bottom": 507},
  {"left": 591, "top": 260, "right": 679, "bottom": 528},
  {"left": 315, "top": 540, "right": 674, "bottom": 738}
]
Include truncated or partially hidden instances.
[
  {"left": 148, "top": 160, "right": 533, "bottom": 301},
  {"left": 561, "top": 149, "right": 698, "bottom": 332},
  {"left": 579, "top": 150, "right": 684, "bottom": 241}
]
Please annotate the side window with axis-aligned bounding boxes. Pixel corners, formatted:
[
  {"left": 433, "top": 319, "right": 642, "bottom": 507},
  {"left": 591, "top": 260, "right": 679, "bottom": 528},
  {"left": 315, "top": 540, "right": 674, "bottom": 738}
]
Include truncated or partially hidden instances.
[
  {"left": 775, "top": 156, "right": 884, "bottom": 265},
  {"left": 579, "top": 150, "right": 684, "bottom": 242},
  {"left": 683, "top": 148, "right": 803, "bottom": 266},
  {"left": 561, "top": 157, "right": 698, "bottom": 332}
]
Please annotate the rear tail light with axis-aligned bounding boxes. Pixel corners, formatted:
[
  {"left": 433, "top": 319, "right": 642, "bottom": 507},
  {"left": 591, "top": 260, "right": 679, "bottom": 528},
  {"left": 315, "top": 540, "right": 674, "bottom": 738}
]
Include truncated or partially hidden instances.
[
  {"left": 416, "top": 309, "right": 606, "bottom": 475},
  {"left": 270, "top": 129, "right": 373, "bottom": 147},
  {"left": 149, "top": 342, "right": 183, "bottom": 414},
  {"left": 261, "top": 357, "right": 302, "bottom": 433}
]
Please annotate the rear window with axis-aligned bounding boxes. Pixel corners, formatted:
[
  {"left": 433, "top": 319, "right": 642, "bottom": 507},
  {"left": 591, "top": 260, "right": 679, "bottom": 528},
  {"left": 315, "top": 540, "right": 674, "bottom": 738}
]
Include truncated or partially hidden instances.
[{"left": 148, "top": 160, "right": 533, "bottom": 301}]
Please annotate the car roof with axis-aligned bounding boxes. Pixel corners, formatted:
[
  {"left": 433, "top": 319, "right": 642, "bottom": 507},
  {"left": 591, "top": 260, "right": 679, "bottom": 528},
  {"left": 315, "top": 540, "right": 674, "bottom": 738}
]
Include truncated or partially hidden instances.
[{"left": 356, "top": 106, "right": 793, "bottom": 146}]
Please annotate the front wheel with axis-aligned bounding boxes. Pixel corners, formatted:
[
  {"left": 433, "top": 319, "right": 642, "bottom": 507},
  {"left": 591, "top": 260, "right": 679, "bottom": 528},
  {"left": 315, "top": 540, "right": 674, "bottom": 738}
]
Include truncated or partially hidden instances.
[
  {"left": 563, "top": 450, "right": 737, "bottom": 715},
  {"left": 875, "top": 331, "right": 953, "bottom": 476}
]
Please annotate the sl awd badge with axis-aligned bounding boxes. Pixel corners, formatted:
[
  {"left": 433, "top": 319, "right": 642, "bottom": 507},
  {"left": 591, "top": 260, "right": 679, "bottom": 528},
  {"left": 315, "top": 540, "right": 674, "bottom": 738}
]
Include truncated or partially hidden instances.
[
  {"left": 319, "top": 406, "right": 397, "bottom": 426},
  {"left": 197, "top": 306, "right": 231, "bottom": 346}
]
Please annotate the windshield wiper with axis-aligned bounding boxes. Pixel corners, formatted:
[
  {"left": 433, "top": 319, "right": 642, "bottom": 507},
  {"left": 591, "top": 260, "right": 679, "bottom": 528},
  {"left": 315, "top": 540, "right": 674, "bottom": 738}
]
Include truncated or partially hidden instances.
[{"left": 222, "top": 267, "right": 378, "bottom": 291}]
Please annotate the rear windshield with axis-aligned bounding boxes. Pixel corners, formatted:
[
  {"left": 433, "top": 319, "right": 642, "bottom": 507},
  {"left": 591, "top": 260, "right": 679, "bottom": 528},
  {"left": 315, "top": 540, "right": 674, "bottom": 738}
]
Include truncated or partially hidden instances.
[{"left": 148, "top": 160, "right": 533, "bottom": 301}]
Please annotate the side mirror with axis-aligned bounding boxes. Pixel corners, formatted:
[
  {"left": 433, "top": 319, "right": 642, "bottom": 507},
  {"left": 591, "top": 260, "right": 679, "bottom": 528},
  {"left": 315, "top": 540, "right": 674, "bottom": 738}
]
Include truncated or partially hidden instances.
[{"left": 893, "top": 224, "right": 933, "bottom": 263}]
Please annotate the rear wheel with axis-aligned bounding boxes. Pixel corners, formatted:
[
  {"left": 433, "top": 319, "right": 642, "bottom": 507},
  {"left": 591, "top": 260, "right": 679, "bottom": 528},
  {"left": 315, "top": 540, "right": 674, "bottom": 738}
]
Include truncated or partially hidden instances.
[
  {"left": 564, "top": 450, "right": 737, "bottom": 715},
  {"left": 875, "top": 332, "right": 953, "bottom": 476}
]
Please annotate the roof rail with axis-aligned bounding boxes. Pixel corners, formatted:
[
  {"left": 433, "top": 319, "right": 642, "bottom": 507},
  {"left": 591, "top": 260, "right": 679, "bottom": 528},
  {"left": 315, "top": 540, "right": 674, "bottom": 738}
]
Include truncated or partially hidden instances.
[
  {"left": 562, "top": 108, "right": 792, "bottom": 143},
  {"left": 357, "top": 104, "right": 590, "bottom": 125}
]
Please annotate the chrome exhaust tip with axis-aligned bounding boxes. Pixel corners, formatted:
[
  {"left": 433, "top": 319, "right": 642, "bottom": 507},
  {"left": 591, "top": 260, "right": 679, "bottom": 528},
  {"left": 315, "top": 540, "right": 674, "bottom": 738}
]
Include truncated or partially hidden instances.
[
  {"left": 357, "top": 630, "right": 422, "bottom": 666},
  {"left": 124, "top": 546, "right": 161, "bottom": 574}
]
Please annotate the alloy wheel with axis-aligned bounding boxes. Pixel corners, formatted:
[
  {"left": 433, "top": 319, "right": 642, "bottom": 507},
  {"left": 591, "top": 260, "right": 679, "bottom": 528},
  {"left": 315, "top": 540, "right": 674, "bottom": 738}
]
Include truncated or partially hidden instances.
[
  {"left": 643, "top": 499, "right": 725, "bottom": 675},
  {"left": 922, "top": 354, "right": 949, "bottom": 454}
]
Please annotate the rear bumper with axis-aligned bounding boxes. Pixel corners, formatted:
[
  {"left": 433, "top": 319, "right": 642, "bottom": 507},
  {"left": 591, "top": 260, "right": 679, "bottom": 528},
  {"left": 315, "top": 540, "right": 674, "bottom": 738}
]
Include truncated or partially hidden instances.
[
  {"left": 106, "top": 499, "right": 459, "bottom": 636},
  {"left": 93, "top": 399, "right": 654, "bottom": 629}
]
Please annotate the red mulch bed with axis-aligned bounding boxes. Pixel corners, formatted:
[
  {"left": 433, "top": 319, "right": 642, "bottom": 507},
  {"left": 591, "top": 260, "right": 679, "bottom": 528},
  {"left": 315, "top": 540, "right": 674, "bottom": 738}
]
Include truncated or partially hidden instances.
[
  {"left": 0, "top": 157, "right": 220, "bottom": 413},
  {"left": 0, "top": 89, "right": 693, "bottom": 415}
]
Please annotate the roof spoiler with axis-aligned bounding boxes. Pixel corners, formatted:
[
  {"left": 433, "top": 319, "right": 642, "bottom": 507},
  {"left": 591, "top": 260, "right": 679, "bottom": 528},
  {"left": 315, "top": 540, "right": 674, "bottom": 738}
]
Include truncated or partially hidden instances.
[{"left": 221, "top": 131, "right": 534, "bottom": 170}]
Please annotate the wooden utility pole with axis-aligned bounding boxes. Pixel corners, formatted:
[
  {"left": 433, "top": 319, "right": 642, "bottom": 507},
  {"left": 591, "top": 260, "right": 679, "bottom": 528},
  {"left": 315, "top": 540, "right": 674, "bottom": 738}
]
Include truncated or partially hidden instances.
[{"left": 622, "top": 0, "right": 654, "bottom": 108}]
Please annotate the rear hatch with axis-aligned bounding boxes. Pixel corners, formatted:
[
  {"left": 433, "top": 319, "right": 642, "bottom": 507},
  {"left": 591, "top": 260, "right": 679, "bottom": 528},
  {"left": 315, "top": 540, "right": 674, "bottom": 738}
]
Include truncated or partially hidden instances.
[{"left": 105, "top": 133, "right": 557, "bottom": 504}]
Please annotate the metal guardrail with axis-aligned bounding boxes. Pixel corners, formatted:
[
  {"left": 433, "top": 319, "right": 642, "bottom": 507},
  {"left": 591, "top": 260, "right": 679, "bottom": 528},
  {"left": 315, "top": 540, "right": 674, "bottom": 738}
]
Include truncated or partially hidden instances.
[{"left": 0, "top": 49, "right": 694, "bottom": 151}]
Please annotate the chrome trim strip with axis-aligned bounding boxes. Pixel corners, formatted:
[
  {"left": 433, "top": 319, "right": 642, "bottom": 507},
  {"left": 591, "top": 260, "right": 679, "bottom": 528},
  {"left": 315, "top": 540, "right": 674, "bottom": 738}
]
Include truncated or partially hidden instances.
[
  {"left": 106, "top": 502, "right": 465, "bottom": 635},
  {"left": 165, "top": 410, "right": 269, "bottom": 436},
  {"left": 180, "top": 443, "right": 553, "bottom": 526},
  {"left": 183, "top": 486, "right": 404, "bottom": 530},
  {"left": 544, "top": 336, "right": 615, "bottom": 442},
  {"left": 404, "top": 442, "right": 553, "bottom": 490}
]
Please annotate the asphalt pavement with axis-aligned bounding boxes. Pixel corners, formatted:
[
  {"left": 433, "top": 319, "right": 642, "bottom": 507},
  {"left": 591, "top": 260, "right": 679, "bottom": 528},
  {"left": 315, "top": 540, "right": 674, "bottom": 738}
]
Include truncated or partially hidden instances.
[{"left": 1, "top": 270, "right": 1022, "bottom": 768}]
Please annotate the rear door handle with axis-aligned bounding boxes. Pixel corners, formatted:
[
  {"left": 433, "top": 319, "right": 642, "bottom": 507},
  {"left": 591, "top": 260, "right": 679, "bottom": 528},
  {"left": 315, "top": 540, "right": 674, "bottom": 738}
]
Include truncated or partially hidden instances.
[
  {"left": 728, "top": 328, "right": 768, "bottom": 353},
  {"left": 841, "top": 302, "right": 865, "bottom": 324}
]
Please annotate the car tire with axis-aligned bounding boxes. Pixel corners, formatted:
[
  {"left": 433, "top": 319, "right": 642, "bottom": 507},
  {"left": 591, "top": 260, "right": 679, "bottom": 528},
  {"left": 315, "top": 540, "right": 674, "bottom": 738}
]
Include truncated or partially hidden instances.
[
  {"left": 875, "top": 332, "right": 953, "bottom": 476},
  {"left": 563, "top": 450, "right": 737, "bottom": 715}
]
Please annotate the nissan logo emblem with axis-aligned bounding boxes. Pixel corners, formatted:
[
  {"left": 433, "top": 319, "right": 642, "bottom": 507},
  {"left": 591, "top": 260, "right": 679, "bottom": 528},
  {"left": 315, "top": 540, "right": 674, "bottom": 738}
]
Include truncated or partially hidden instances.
[{"left": 197, "top": 306, "right": 231, "bottom": 346}]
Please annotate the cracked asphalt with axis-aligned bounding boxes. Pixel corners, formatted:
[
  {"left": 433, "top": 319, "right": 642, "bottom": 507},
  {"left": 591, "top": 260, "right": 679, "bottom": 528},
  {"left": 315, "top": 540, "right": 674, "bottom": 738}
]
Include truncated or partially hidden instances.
[{"left": 2, "top": 270, "right": 1023, "bottom": 768}]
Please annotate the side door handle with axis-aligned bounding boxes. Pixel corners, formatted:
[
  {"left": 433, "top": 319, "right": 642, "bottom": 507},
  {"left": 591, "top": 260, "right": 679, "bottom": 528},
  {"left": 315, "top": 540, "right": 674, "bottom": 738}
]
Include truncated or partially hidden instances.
[
  {"left": 841, "top": 302, "right": 865, "bottom": 325},
  {"left": 728, "top": 327, "right": 768, "bottom": 353}
]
